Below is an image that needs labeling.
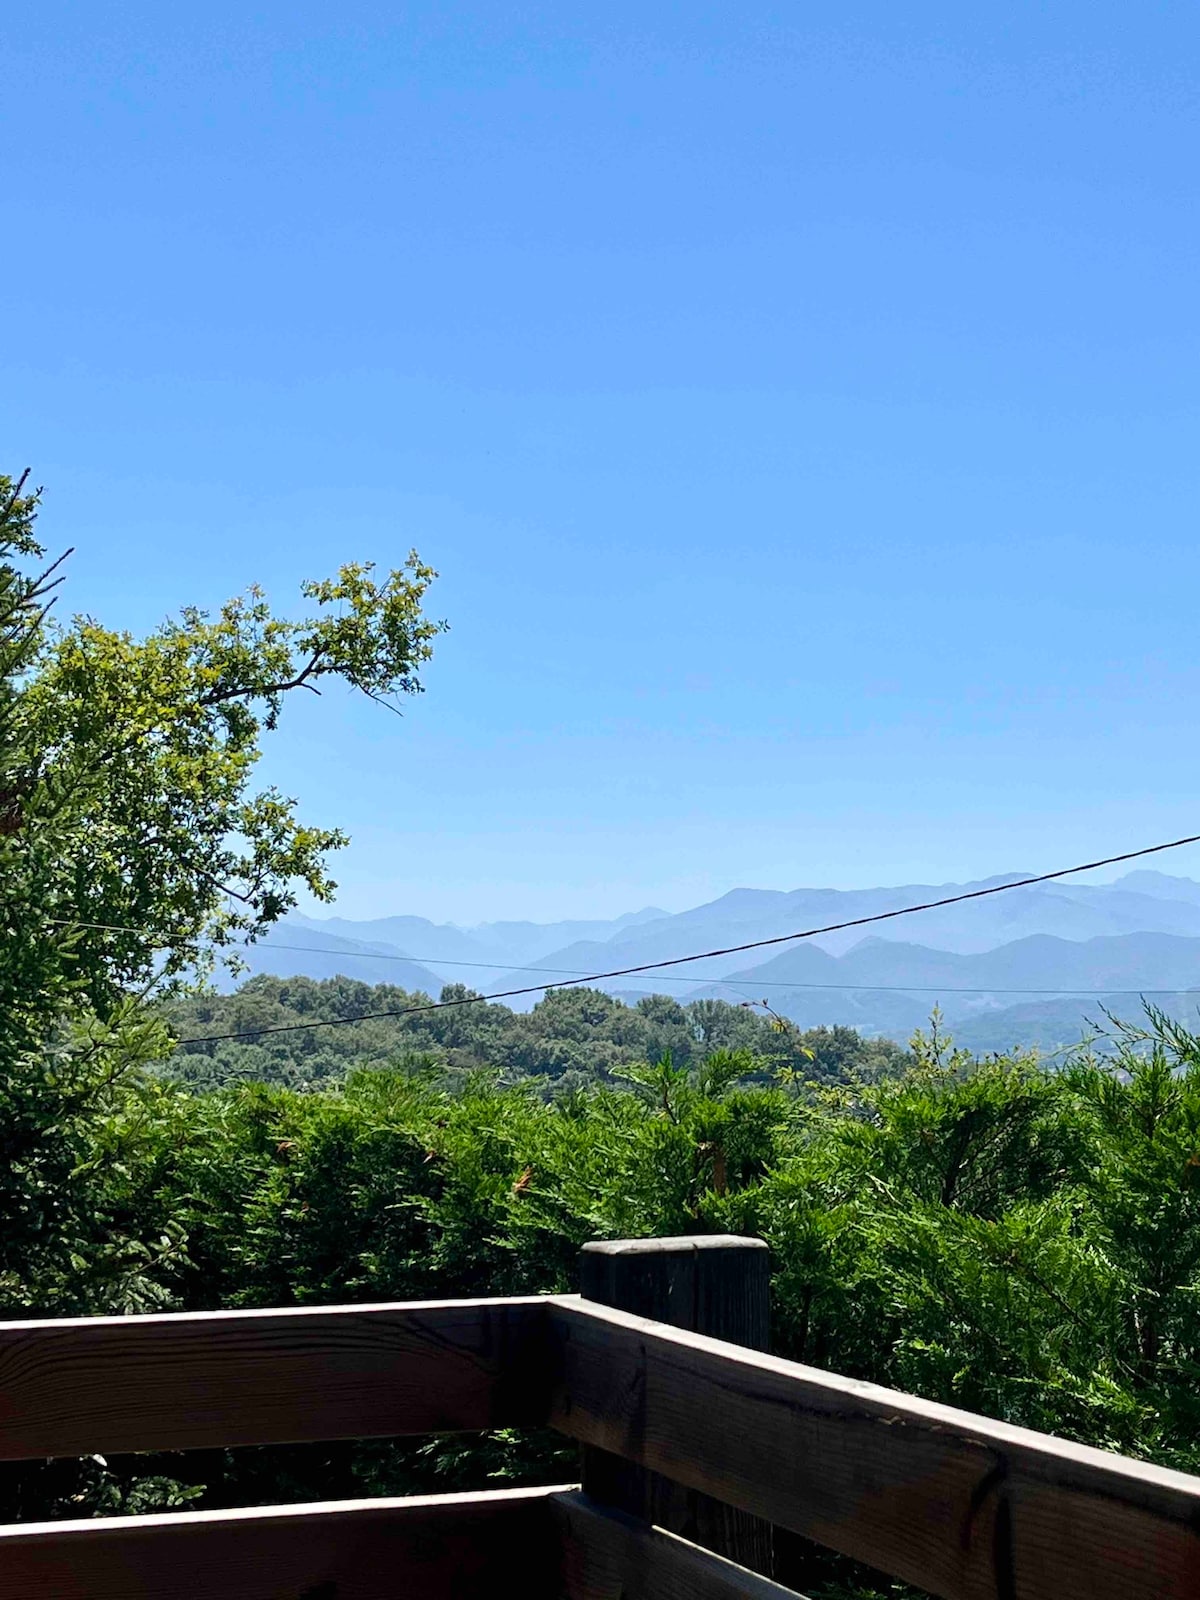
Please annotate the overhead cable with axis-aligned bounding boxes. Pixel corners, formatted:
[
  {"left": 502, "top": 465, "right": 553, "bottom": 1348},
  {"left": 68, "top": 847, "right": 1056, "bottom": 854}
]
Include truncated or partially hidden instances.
[{"left": 176, "top": 829, "right": 1200, "bottom": 1044}]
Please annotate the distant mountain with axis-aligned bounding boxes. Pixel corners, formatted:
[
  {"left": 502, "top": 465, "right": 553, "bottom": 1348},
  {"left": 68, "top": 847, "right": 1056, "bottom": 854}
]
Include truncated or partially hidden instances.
[
  {"left": 237, "top": 874, "right": 1200, "bottom": 1053},
  {"left": 290, "top": 914, "right": 498, "bottom": 966},
  {"left": 287, "top": 906, "right": 669, "bottom": 988},
  {"left": 485, "top": 874, "right": 1200, "bottom": 1000},
  {"left": 217, "top": 922, "right": 445, "bottom": 995},
  {"left": 710, "top": 929, "right": 1200, "bottom": 996},
  {"left": 687, "top": 930, "right": 1200, "bottom": 1051},
  {"left": 462, "top": 908, "right": 667, "bottom": 966},
  {"left": 1112, "top": 871, "right": 1200, "bottom": 908},
  {"left": 947, "top": 993, "right": 1200, "bottom": 1056}
]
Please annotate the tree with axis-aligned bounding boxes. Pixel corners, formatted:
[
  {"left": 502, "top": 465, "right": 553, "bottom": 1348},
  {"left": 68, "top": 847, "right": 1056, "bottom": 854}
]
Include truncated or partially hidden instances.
[
  {"left": 0, "top": 471, "right": 445, "bottom": 1313},
  {"left": 24, "top": 541, "right": 444, "bottom": 1007},
  {"left": 0, "top": 471, "right": 121, "bottom": 1313}
]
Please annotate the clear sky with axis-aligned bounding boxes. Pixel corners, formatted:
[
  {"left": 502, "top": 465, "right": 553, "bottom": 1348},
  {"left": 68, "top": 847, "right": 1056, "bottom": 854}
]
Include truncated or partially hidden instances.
[{"left": 6, "top": 3, "right": 1200, "bottom": 923}]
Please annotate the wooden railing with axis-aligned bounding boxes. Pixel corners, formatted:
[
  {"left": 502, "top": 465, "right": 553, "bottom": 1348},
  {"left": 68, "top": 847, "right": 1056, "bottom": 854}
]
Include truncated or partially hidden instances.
[{"left": 1, "top": 1235, "right": 1198, "bottom": 1600}]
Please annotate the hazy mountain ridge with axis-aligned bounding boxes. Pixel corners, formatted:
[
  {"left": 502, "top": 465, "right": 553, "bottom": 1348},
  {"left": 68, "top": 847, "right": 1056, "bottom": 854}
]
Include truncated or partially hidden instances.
[
  {"left": 717, "top": 929, "right": 1200, "bottom": 994},
  {"left": 286, "top": 905, "right": 668, "bottom": 984},
  {"left": 268, "top": 871, "right": 1200, "bottom": 1050},
  {"left": 480, "top": 876, "right": 1200, "bottom": 994},
  {"left": 690, "top": 930, "right": 1200, "bottom": 1049},
  {"left": 215, "top": 924, "right": 446, "bottom": 995}
]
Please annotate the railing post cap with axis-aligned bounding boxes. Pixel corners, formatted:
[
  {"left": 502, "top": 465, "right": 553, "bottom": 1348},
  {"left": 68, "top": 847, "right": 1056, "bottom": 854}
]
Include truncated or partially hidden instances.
[{"left": 581, "top": 1234, "right": 767, "bottom": 1257}]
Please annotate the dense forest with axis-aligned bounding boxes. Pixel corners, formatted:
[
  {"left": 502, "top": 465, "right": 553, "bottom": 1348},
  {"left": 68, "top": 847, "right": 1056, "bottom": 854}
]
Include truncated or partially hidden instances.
[
  {"left": 7, "top": 477, "right": 1200, "bottom": 1599},
  {"left": 167, "top": 974, "right": 911, "bottom": 1090}
]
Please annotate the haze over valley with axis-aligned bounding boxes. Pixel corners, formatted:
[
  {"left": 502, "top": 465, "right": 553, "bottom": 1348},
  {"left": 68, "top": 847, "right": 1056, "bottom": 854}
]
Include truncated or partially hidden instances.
[{"left": 232, "top": 869, "right": 1200, "bottom": 1053}]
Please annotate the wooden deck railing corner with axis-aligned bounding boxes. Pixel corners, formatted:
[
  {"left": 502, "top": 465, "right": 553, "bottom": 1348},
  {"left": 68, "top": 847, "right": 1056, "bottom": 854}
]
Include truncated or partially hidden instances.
[{"left": 1, "top": 1234, "right": 1198, "bottom": 1599}]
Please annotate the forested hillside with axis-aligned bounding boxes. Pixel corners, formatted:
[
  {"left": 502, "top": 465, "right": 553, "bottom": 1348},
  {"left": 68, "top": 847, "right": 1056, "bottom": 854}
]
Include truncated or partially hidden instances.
[{"left": 167, "top": 975, "right": 910, "bottom": 1089}]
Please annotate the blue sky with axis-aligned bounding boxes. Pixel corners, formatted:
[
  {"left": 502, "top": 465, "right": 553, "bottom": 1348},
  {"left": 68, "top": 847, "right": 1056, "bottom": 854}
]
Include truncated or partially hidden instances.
[{"left": 6, "top": 3, "right": 1200, "bottom": 922}]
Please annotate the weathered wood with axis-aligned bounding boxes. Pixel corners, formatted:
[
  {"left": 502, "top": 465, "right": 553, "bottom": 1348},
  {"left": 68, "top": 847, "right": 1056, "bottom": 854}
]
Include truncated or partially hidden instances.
[
  {"left": 0, "top": 1297, "right": 550, "bottom": 1460},
  {"left": 579, "top": 1235, "right": 774, "bottom": 1576},
  {"left": 552, "top": 1490, "right": 802, "bottom": 1600},
  {"left": 547, "top": 1294, "right": 1200, "bottom": 1600},
  {"left": 0, "top": 1484, "right": 568, "bottom": 1600},
  {"left": 579, "top": 1237, "right": 770, "bottom": 1349}
]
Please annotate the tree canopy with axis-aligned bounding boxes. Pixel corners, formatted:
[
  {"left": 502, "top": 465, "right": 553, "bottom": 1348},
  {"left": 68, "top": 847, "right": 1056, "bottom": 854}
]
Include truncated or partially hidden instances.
[
  {"left": 0, "top": 471, "right": 444, "bottom": 1312},
  {"left": 166, "top": 974, "right": 911, "bottom": 1092}
]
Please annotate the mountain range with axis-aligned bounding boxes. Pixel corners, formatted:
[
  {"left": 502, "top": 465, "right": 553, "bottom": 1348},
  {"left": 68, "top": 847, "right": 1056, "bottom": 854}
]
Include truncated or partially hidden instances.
[{"left": 229, "top": 870, "right": 1200, "bottom": 1054}]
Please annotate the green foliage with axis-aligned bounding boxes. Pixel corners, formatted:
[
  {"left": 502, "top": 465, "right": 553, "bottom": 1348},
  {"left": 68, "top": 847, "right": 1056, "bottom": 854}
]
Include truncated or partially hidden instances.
[
  {"left": 21, "top": 1002, "right": 1200, "bottom": 1589},
  {"left": 0, "top": 473, "right": 174, "bottom": 1314},
  {"left": 0, "top": 473, "right": 443, "bottom": 1314},
  {"left": 165, "top": 974, "right": 913, "bottom": 1092},
  {"left": 24, "top": 551, "right": 443, "bottom": 1004}
]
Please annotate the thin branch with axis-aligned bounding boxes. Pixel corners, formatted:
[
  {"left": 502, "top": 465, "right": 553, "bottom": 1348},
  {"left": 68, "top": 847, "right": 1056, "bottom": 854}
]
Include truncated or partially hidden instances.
[
  {"left": 1, "top": 468, "right": 32, "bottom": 520},
  {"left": 198, "top": 649, "right": 326, "bottom": 708},
  {"left": 361, "top": 686, "right": 405, "bottom": 718}
]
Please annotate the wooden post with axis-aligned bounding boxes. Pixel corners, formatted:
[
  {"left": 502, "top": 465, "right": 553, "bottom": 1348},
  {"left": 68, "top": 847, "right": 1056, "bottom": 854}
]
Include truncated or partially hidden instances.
[{"left": 579, "top": 1234, "right": 773, "bottom": 1577}]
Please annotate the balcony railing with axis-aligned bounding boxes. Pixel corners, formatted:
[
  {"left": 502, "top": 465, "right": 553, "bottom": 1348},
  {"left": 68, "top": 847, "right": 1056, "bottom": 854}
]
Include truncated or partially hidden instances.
[{"left": 0, "top": 1234, "right": 1197, "bottom": 1599}]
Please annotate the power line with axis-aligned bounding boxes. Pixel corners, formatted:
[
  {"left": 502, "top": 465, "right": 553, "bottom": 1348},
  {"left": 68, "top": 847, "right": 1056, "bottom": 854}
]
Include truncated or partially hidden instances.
[
  {"left": 227, "top": 945, "right": 1200, "bottom": 998},
  {"left": 207, "top": 940, "right": 1200, "bottom": 999},
  {"left": 63, "top": 926, "right": 1200, "bottom": 998},
  {"left": 701, "top": 980, "right": 1200, "bottom": 998},
  {"left": 157, "top": 938, "right": 1200, "bottom": 1000},
  {"left": 57, "top": 909, "right": 1200, "bottom": 996},
  {"left": 176, "top": 829, "right": 1200, "bottom": 1045}
]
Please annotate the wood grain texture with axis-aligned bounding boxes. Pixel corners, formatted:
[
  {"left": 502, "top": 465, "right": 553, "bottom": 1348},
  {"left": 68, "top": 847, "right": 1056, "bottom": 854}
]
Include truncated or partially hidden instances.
[
  {"left": 579, "top": 1237, "right": 770, "bottom": 1350},
  {"left": 547, "top": 1295, "right": 1200, "bottom": 1600},
  {"left": 0, "top": 1297, "right": 550, "bottom": 1460},
  {"left": 552, "top": 1490, "right": 802, "bottom": 1600},
  {"left": 0, "top": 1484, "right": 570, "bottom": 1600},
  {"left": 579, "top": 1235, "right": 773, "bottom": 1576}
]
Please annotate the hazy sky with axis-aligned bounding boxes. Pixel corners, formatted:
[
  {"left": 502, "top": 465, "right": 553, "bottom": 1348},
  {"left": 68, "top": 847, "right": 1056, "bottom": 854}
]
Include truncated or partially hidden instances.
[{"left": 7, "top": 4, "right": 1200, "bottom": 922}]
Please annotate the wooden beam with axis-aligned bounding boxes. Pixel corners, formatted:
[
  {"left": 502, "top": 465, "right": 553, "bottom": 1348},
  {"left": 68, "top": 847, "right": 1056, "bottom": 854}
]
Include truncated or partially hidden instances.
[
  {"left": 547, "top": 1295, "right": 1200, "bottom": 1600},
  {"left": 579, "top": 1235, "right": 773, "bottom": 1576},
  {"left": 0, "top": 1297, "right": 550, "bottom": 1460},
  {"left": 552, "top": 1490, "right": 800, "bottom": 1600},
  {"left": 0, "top": 1483, "right": 570, "bottom": 1600}
]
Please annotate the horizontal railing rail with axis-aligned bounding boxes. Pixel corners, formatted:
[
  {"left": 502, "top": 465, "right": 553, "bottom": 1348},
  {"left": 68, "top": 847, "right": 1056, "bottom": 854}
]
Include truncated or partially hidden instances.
[
  {"left": 0, "top": 1487, "right": 801, "bottom": 1600},
  {"left": 1, "top": 1240, "right": 1198, "bottom": 1600},
  {"left": 0, "top": 1296, "right": 549, "bottom": 1458},
  {"left": 544, "top": 1295, "right": 1200, "bottom": 1600},
  {"left": 0, "top": 1485, "right": 561, "bottom": 1600}
]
